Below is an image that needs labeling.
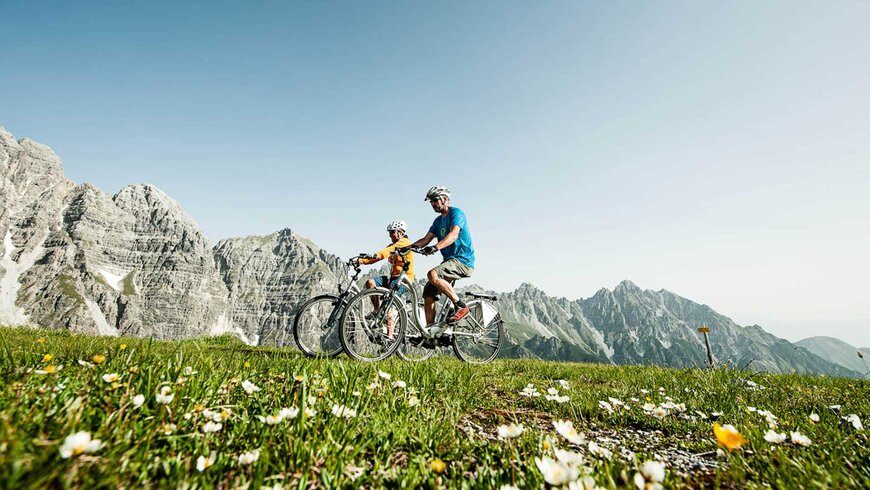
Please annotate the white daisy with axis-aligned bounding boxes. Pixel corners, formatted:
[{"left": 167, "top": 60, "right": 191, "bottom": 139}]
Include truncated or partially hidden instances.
[
  {"left": 59, "top": 431, "right": 102, "bottom": 458},
  {"left": 238, "top": 449, "right": 260, "bottom": 465},
  {"left": 497, "top": 423, "right": 525, "bottom": 439}
]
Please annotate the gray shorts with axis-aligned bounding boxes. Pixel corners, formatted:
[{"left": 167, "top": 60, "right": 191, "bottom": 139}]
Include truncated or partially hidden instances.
[{"left": 423, "top": 259, "right": 474, "bottom": 298}]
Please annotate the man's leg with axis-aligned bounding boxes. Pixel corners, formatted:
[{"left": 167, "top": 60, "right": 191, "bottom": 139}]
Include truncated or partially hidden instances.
[{"left": 427, "top": 268, "right": 459, "bottom": 303}]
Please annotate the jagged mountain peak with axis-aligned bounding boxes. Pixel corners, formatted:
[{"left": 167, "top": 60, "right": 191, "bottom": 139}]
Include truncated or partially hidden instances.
[
  {"left": 515, "top": 282, "right": 547, "bottom": 296},
  {"left": 615, "top": 279, "right": 641, "bottom": 291}
]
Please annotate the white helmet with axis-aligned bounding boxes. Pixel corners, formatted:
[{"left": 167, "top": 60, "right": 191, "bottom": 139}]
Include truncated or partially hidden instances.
[
  {"left": 424, "top": 186, "right": 451, "bottom": 201},
  {"left": 386, "top": 220, "right": 407, "bottom": 232}
]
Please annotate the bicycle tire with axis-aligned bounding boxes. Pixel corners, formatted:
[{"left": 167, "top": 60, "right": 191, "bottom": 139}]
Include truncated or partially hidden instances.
[
  {"left": 340, "top": 288, "right": 406, "bottom": 362},
  {"left": 293, "top": 294, "right": 344, "bottom": 358},
  {"left": 451, "top": 300, "right": 504, "bottom": 364}
]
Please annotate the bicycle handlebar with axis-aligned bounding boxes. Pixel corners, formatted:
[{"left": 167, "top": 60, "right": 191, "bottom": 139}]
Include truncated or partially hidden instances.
[{"left": 390, "top": 246, "right": 424, "bottom": 257}]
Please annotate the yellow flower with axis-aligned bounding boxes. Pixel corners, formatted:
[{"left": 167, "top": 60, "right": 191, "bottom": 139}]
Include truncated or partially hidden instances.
[
  {"left": 713, "top": 423, "right": 747, "bottom": 451},
  {"left": 194, "top": 404, "right": 205, "bottom": 413},
  {"left": 244, "top": 361, "right": 251, "bottom": 368},
  {"left": 430, "top": 458, "right": 446, "bottom": 474},
  {"left": 42, "top": 365, "right": 58, "bottom": 374},
  {"left": 92, "top": 355, "right": 106, "bottom": 364},
  {"left": 42, "top": 354, "right": 53, "bottom": 362},
  {"left": 37, "top": 337, "right": 46, "bottom": 344},
  {"left": 119, "top": 344, "right": 127, "bottom": 350}
]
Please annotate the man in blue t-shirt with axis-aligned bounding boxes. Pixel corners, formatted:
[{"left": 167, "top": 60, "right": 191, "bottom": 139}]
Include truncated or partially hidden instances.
[{"left": 410, "top": 186, "right": 475, "bottom": 326}]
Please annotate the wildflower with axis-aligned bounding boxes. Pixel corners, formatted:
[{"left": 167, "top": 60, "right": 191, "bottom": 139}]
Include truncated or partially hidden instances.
[
  {"left": 633, "top": 460, "right": 665, "bottom": 490},
  {"left": 119, "top": 344, "right": 127, "bottom": 350},
  {"left": 263, "top": 414, "right": 283, "bottom": 425},
  {"left": 520, "top": 384, "right": 541, "bottom": 397},
  {"left": 161, "top": 423, "right": 176, "bottom": 435},
  {"left": 535, "top": 456, "right": 579, "bottom": 486},
  {"left": 36, "top": 365, "right": 62, "bottom": 374},
  {"left": 243, "top": 361, "right": 250, "bottom": 368},
  {"left": 642, "top": 403, "right": 656, "bottom": 412},
  {"left": 713, "top": 423, "right": 747, "bottom": 451},
  {"left": 640, "top": 389, "right": 650, "bottom": 394},
  {"left": 241, "top": 380, "right": 260, "bottom": 395},
  {"left": 239, "top": 449, "right": 260, "bottom": 465},
  {"left": 352, "top": 391, "right": 361, "bottom": 397},
  {"left": 569, "top": 477, "right": 603, "bottom": 490},
  {"left": 37, "top": 337, "right": 46, "bottom": 343},
  {"left": 809, "top": 413, "right": 820, "bottom": 423},
  {"left": 42, "top": 354, "right": 53, "bottom": 362},
  {"left": 553, "top": 420, "right": 585, "bottom": 445},
  {"left": 378, "top": 370, "right": 391, "bottom": 380},
  {"left": 132, "top": 394, "right": 145, "bottom": 408},
  {"left": 843, "top": 414, "right": 863, "bottom": 430},
  {"left": 408, "top": 396, "right": 420, "bottom": 407},
  {"left": 293, "top": 374, "right": 305, "bottom": 382},
  {"left": 183, "top": 366, "right": 197, "bottom": 376},
  {"left": 102, "top": 373, "right": 121, "bottom": 383},
  {"left": 92, "top": 355, "right": 106, "bottom": 364},
  {"left": 790, "top": 431, "right": 811, "bottom": 446},
  {"left": 392, "top": 380, "right": 407, "bottom": 389},
  {"left": 764, "top": 430, "right": 787, "bottom": 444},
  {"left": 608, "top": 397, "right": 625, "bottom": 408},
  {"left": 598, "top": 400, "right": 614, "bottom": 414},
  {"left": 554, "top": 448, "right": 585, "bottom": 466},
  {"left": 279, "top": 407, "right": 299, "bottom": 420},
  {"left": 588, "top": 441, "right": 613, "bottom": 459},
  {"left": 547, "top": 394, "right": 570, "bottom": 403},
  {"left": 196, "top": 452, "right": 217, "bottom": 472},
  {"left": 547, "top": 387, "right": 559, "bottom": 396},
  {"left": 497, "top": 423, "right": 525, "bottom": 439},
  {"left": 183, "top": 413, "right": 192, "bottom": 420},
  {"left": 202, "top": 421, "right": 222, "bottom": 433},
  {"left": 307, "top": 396, "right": 318, "bottom": 405},
  {"left": 430, "top": 458, "right": 446, "bottom": 473},
  {"left": 331, "top": 404, "right": 357, "bottom": 419},
  {"left": 366, "top": 381, "right": 380, "bottom": 391},
  {"left": 303, "top": 407, "right": 316, "bottom": 417},
  {"left": 652, "top": 407, "right": 669, "bottom": 419},
  {"left": 78, "top": 359, "right": 95, "bottom": 368},
  {"left": 557, "top": 379, "right": 570, "bottom": 389},
  {"left": 155, "top": 386, "right": 174, "bottom": 404},
  {"left": 59, "top": 431, "right": 102, "bottom": 458}
]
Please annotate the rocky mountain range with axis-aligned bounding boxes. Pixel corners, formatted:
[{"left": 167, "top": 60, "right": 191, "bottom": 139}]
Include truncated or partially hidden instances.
[
  {"left": 0, "top": 126, "right": 860, "bottom": 377},
  {"left": 795, "top": 336, "right": 870, "bottom": 377}
]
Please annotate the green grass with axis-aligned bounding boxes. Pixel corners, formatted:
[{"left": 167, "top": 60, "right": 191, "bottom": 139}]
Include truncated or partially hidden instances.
[{"left": 0, "top": 326, "right": 867, "bottom": 489}]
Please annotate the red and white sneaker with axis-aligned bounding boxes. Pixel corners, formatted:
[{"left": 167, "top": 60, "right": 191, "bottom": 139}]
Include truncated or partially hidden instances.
[{"left": 448, "top": 306, "right": 470, "bottom": 323}]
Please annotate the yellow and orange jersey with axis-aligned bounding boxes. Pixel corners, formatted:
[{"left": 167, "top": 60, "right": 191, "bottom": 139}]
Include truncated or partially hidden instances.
[{"left": 358, "top": 237, "right": 414, "bottom": 281}]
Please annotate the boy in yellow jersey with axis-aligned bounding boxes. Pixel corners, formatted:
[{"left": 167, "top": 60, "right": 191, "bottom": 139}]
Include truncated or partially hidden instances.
[{"left": 354, "top": 220, "right": 415, "bottom": 337}]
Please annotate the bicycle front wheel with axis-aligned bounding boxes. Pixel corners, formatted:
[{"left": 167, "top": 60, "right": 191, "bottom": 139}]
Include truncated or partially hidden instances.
[
  {"left": 293, "top": 294, "right": 344, "bottom": 357},
  {"left": 451, "top": 300, "right": 504, "bottom": 364},
  {"left": 340, "top": 288, "right": 406, "bottom": 362}
]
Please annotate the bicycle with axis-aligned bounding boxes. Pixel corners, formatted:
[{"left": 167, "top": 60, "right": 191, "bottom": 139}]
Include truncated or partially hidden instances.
[
  {"left": 339, "top": 247, "right": 504, "bottom": 363},
  {"left": 291, "top": 254, "right": 368, "bottom": 357}
]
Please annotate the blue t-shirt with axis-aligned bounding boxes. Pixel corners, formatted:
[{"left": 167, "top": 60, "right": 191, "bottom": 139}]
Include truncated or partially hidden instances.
[{"left": 428, "top": 207, "right": 475, "bottom": 268}]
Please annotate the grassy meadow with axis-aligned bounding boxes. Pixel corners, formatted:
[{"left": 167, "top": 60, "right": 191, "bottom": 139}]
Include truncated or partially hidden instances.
[{"left": 0, "top": 326, "right": 868, "bottom": 489}]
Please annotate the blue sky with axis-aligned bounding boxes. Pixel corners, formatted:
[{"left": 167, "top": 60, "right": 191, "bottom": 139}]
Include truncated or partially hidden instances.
[{"left": 2, "top": 1, "right": 869, "bottom": 346}]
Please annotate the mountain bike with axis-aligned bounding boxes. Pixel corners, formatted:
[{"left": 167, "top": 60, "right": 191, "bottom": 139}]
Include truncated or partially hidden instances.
[
  {"left": 339, "top": 247, "right": 504, "bottom": 363},
  {"left": 291, "top": 255, "right": 367, "bottom": 357}
]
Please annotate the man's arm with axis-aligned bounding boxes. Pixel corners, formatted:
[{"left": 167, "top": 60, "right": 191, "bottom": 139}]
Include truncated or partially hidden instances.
[
  {"left": 411, "top": 232, "right": 436, "bottom": 249},
  {"left": 434, "top": 225, "right": 461, "bottom": 251}
]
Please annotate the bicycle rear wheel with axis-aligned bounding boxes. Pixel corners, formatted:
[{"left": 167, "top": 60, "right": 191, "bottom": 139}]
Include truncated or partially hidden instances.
[
  {"left": 451, "top": 300, "right": 504, "bottom": 364},
  {"left": 340, "top": 288, "right": 406, "bottom": 362},
  {"left": 293, "top": 294, "right": 344, "bottom": 357}
]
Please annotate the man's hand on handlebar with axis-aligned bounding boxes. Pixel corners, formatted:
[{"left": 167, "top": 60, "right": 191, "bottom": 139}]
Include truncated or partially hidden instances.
[{"left": 421, "top": 245, "right": 438, "bottom": 256}]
